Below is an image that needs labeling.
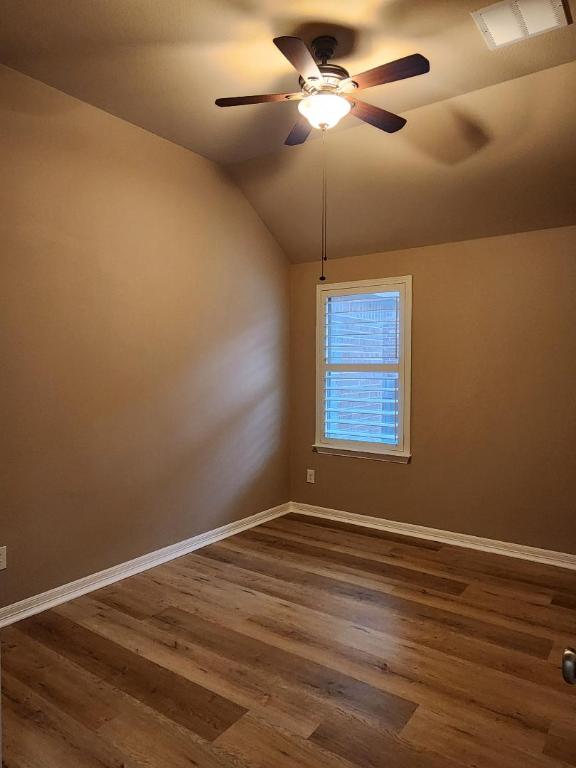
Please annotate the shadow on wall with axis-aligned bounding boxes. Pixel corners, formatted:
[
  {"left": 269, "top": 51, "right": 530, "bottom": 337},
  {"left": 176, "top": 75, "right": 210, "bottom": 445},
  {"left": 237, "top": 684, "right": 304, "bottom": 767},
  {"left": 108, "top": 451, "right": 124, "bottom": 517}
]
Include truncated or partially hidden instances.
[
  {"left": 86, "top": 319, "right": 288, "bottom": 542},
  {"left": 2, "top": 240, "right": 288, "bottom": 606}
]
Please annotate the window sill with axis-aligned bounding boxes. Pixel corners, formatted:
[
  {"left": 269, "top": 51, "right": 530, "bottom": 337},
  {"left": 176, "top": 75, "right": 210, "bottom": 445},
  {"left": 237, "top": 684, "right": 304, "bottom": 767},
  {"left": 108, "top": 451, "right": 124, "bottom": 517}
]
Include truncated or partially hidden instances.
[{"left": 312, "top": 445, "right": 411, "bottom": 464}]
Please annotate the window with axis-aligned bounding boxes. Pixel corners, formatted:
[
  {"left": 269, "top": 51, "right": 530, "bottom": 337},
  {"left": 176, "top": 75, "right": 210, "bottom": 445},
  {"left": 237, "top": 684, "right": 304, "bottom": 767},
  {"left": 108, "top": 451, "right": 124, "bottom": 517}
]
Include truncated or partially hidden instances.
[{"left": 315, "top": 276, "right": 412, "bottom": 461}]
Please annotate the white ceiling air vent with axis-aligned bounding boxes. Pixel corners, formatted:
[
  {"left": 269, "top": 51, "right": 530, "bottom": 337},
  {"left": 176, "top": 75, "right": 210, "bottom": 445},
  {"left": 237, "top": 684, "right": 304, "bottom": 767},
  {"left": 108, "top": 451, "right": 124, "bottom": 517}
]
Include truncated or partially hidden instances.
[{"left": 472, "top": 0, "right": 569, "bottom": 49}]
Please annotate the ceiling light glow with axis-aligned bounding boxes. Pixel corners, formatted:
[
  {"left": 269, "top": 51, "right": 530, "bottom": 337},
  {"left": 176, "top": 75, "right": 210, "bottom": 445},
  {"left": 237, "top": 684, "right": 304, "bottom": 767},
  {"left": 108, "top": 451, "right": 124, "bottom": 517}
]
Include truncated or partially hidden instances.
[{"left": 298, "top": 93, "right": 351, "bottom": 129}]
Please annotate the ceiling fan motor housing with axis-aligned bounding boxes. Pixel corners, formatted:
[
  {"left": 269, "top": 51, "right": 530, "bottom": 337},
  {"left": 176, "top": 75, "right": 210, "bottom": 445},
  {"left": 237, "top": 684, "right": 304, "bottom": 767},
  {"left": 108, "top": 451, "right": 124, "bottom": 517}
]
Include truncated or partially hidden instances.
[{"left": 299, "top": 64, "right": 353, "bottom": 93}]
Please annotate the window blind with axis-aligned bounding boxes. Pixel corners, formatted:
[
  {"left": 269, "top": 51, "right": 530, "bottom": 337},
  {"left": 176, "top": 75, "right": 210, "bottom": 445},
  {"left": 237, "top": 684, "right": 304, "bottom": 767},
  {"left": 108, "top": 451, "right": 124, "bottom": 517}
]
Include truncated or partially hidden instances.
[{"left": 324, "top": 292, "right": 401, "bottom": 445}]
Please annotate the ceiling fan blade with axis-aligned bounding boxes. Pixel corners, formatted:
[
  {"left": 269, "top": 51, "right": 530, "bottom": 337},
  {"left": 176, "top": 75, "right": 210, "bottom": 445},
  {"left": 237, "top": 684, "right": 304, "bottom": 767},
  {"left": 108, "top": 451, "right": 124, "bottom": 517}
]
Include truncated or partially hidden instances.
[
  {"left": 351, "top": 53, "right": 430, "bottom": 90},
  {"left": 347, "top": 98, "right": 407, "bottom": 133},
  {"left": 216, "top": 92, "right": 302, "bottom": 107},
  {"left": 273, "top": 36, "right": 323, "bottom": 84},
  {"left": 285, "top": 116, "right": 312, "bottom": 146}
]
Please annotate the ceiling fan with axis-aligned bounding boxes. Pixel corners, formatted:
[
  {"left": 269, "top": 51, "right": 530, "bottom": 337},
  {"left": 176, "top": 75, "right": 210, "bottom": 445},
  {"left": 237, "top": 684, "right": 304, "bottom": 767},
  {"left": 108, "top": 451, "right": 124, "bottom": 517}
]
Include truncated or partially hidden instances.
[{"left": 215, "top": 35, "right": 430, "bottom": 146}]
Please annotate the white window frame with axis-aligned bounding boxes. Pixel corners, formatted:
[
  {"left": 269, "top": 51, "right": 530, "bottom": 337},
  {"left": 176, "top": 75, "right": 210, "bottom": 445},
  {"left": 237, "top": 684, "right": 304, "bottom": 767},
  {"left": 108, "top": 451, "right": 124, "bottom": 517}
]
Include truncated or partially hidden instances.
[{"left": 314, "top": 276, "right": 412, "bottom": 461}]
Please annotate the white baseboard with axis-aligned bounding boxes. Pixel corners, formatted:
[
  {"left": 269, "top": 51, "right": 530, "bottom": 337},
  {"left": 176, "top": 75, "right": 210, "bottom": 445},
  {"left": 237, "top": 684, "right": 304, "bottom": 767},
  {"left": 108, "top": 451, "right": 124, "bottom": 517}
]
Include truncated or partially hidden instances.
[
  {"left": 3, "top": 499, "right": 574, "bottom": 629},
  {"left": 288, "top": 501, "right": 576, "bottom": 571},
  {"left": 0, "top": 502, "right": 290, "bottom": 628}
]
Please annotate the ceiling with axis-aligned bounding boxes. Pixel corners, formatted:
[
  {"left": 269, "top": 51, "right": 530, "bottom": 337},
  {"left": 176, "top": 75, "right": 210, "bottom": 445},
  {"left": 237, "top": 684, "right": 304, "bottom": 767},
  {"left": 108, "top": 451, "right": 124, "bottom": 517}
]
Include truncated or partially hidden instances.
[
  {"left": 1, "top": 0, "right": 576, "bottom": 261},
  {"left": 232, "top": 59, "right": 576, "bottom": 261}
]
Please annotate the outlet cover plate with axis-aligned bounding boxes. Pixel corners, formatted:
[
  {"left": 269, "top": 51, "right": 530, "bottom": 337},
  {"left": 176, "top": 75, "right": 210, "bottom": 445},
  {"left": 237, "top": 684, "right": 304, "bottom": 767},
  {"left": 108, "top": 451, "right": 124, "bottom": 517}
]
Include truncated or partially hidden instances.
[{"left": 0, "top": 546, "right": 6, "bottom": 571}]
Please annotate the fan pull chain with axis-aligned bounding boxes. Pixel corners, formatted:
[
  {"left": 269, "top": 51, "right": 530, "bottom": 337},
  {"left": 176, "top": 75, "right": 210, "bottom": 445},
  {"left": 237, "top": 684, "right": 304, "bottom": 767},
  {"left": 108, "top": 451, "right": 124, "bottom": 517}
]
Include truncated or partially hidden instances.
[{"left": 320, "top": 127, "right": 328, "bottom": 282}]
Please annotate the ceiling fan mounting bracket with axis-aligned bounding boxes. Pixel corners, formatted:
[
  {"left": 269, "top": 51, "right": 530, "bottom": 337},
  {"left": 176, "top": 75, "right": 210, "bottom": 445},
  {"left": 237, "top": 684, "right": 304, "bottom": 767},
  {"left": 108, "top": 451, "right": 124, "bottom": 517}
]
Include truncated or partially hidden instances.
[{"left": 311, "top": 35, "right": 338, "bottom": 64}]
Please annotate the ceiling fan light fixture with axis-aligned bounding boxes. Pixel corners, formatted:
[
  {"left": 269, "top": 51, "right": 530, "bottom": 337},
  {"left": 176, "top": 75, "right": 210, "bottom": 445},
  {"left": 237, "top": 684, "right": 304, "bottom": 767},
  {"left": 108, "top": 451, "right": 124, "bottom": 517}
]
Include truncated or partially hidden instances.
[
  {"left": 215, "top": 37, "right": 429, "bottom": 145},
  {"left": 298, "top": 93, "right": 351, "bottom": 130}
]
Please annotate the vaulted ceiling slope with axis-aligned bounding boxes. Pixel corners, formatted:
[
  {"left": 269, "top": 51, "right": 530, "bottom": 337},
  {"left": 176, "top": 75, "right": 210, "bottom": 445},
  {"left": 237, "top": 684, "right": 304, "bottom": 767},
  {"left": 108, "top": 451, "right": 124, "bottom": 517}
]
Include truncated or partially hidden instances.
[
  {"left": 1, "top": 0, "right": 575, "bottom": 261},
  {"left": 232, "top": 60, "right": 576, "bottom": 261}
]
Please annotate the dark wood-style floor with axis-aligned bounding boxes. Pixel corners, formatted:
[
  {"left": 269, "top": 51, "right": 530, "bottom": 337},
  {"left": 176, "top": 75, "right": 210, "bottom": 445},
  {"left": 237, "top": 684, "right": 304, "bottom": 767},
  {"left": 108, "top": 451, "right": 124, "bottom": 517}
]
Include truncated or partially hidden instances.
[{"left": 2, "top": 512, "right": 576, "bottom": 767}]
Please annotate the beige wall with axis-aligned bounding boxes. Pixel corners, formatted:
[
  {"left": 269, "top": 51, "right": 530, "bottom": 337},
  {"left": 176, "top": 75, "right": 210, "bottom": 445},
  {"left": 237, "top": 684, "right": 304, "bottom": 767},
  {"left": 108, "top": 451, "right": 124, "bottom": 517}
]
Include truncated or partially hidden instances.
[
  {"left": 290, "top": 226, "right": 576, "bottom": 554},
  {"left": 2, "top": 64, "right": 576, "bottom": 611},
  {"left": 0, "top": 65, "right": 290, "bottom": 608}
]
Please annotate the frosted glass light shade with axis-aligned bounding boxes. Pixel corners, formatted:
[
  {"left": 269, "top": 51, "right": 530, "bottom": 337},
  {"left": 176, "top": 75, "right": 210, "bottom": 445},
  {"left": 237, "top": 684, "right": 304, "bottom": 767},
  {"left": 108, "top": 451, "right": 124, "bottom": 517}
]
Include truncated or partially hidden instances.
[{"left": 298, "top": 93, "right": 351, "bottom": 129}]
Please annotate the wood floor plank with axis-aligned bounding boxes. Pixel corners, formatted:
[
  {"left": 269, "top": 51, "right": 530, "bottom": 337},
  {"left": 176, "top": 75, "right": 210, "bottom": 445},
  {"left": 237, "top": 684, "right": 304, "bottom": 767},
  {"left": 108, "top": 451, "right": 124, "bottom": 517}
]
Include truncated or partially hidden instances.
[
  {"left": 265, "top": 517, "right": 449, "bottom": 567},
  {"left": 310, "top": 710, "right": 464, "bottom": 768},
  {"left": 17, "top": 610, "right": 246, "bottom": 741},
  {"left": 2, "top": 673, "right": 131, "bottom": 768},
  {"left": 123, "top": 565, "right": 553, "bottom": 753},
  {"left": 95, "top": 579, "right": 171, "bottom": 619},
  {"left": 269, "top": 517, "right": 556, "bottom": 605},
  {"left": 544, "top": 717, "right": 576, "bottom": 765},
  {"left": 215, "top": 713, "right": 357, "bottom": 768},
  {"left": 287, "top": 513, "right": 444, "bottom": 550},
  {"left": 237, "top": 527, "right": 468, "bottom": 595},
  {"left": 401, "top": 706, "right": 570, "bottom": 768},
  {"left": 437, "top": 546, "right": 576, "bottom": 593},
  {"left": 551, "top": 591, "right": 576, "bottom": 610},
  {"left": 200, "top": 539, "right": 553, "bottom": 658},
  {"left": 461, "top": 583, "right": 576, "bottom": 635},
  {"left": 244, "top": 604, "right": 573, "bottom": 724},
  {"left": 1, "top": 626, "right": 120, "bottom": 731},
  {"left": 56, "top": 595, "right": 326, "bottom": 738},
  {"left": 186, "top": 547, "right": 567, "bottom": 694},
  {"left": 3, "top": 627, "right": 244, "bottom": 768},
  {"left": 152, "top": 606, "right": 417, "bottom": 733},
  {"left": 155, "top": 573, "right": 563, "bottom": 751},
  {"left": 140, "top": 557, "right": 573, "bottom": 736},
  {"left": 96, "top": 701, "right": 242, "bottom": 768},
  {"left": 66, "top": 561, "right": 560, "bottom": 755},
  {"left": 215, "top": 535, "right": 562, "bottom": 645},
  {"left": 3, "top": 513, "right": 575, "bottom": 768}
]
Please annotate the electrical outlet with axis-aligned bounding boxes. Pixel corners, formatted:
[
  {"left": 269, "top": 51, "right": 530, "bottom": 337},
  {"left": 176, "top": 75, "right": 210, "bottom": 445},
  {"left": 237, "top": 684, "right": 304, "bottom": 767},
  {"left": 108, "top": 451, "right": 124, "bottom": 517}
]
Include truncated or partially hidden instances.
[
  {"left": 306, "top": 469, "right": 316, "bottom": 484},
  {"left": 0, "top": 546, "right": 6, "bottom": 571}
]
